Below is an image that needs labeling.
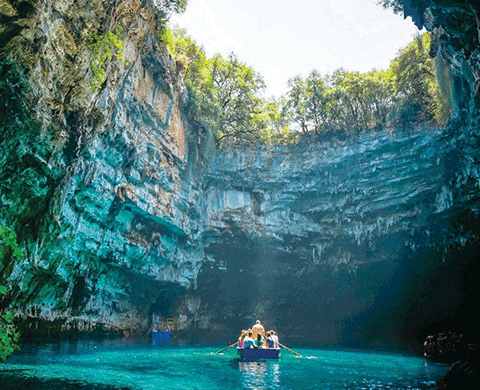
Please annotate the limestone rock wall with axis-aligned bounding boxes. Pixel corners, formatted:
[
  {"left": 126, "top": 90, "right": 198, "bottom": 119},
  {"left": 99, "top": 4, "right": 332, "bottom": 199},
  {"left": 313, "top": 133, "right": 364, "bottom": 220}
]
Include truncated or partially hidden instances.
[
  {"left": 205, "top": 132, "right": 447, "bottom": 263},
  {"left": 185, "top": 129, "right": 471, "bottom": 348},
  {"left": 1, "top": 0, "right": 207, "bottom": 336},
  {"left": 400, "top": 1, "right": 479, "bottom": 117}
]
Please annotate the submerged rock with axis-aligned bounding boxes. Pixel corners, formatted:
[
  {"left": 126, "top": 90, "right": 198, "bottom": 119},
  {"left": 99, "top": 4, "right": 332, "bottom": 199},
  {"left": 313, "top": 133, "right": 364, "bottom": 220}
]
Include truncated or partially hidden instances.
[{"left": 436, "top": 353, "right": 479, "bottom": 390}]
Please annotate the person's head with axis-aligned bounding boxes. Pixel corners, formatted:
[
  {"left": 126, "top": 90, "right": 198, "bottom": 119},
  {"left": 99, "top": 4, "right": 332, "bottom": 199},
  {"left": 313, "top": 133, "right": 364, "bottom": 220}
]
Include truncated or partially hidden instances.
[
  {"left": 248, "top": 332, "right": 252, "bottom": 337},
  {"left": 265, "top": 331, "right": 271, "bottom": 337},
  {"left": 257, "top": 333, "right": 262, "bottom": 340}
]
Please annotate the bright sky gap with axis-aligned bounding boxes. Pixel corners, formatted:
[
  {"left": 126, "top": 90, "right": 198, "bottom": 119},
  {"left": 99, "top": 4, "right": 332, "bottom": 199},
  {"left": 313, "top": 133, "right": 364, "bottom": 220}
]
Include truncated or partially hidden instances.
[{"left": 170, "top": 0, "right": 422, "bottom": 97}]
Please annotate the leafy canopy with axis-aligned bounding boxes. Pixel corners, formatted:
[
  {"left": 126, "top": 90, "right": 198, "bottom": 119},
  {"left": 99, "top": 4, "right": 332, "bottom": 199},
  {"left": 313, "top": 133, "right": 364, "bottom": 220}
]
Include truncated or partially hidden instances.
[
  {"left": 167, "top": 27, "right": 450, "bottom": 146},
  {"left": 0, "top": 225, "right": 23, "bottom": 362},
  {"left": 281, "top": 32, "right": 450, "bottom": 138},
  {"left": 171, "top": 29, "right": 270, "bottom": 146}
]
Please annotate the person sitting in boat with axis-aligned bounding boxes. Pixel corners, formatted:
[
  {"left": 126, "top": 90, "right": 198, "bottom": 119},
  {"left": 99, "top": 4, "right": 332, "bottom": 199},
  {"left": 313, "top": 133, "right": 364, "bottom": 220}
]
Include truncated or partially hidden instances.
[
  {"left": 265, "top": 331, "right": 274, "bottom": 348},
  {"left": 251, "top": 320, "right": 265, "bottom": 339},
  {"left": 267, "top": 330, "right": 279, "bottom": 348},
  {"left": 243, "top": 332, "right": 254, "bottom": 349},
  {"left": 272, "top": 331, "right": 279, "bottom": 348},
  {"left": 238, "top": 330, "right": 249, "bottom": 348},
  {"left": 253, "top": 333, "right": 265, "bottom": 348}
]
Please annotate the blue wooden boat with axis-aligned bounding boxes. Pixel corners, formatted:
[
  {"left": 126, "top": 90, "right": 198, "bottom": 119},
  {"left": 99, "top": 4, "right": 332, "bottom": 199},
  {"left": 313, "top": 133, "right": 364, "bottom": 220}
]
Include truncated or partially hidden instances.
[
  {"left": 151, "top": 315, "right": 179, "bottom": 345},
  {"left": 237, "top": 347, "right": 280, "bottom": 361},
  {"left": 152, "top": 330, "right": 171, "bottom": 345}
]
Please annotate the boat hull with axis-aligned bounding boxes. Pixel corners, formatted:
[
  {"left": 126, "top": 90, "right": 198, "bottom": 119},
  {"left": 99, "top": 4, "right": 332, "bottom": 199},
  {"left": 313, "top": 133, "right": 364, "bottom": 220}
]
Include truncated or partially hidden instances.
[
  {"left": 237, "top": 347, "right": 280, "bottom": 361},
  {"left": 152, "top": 330, "right": 171, "bottom": 345}
]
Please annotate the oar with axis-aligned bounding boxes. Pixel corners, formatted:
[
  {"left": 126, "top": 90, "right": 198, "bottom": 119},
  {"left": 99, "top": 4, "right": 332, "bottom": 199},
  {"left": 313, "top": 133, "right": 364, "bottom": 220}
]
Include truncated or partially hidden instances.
[
  {"left": 279, "top": 342, "right": 302, "bottom": 357},
  {"left": 217, "top": 341, "right": 239, "bottom": 354}
]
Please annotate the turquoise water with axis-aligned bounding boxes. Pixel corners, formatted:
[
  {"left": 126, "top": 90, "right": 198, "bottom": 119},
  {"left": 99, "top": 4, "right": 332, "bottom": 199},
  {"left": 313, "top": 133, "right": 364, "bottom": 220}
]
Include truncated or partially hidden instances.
[{"left": 1, "top": 341, "right": 448, "bottom": 389}]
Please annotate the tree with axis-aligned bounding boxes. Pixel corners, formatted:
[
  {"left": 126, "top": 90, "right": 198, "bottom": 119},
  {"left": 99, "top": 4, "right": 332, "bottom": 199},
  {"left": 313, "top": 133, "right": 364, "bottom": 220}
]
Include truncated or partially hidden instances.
[
  {"left": 153, "top": 0, "right": 188, "bottom": 18},
  {"left": 284, "top": 71, "right": 341, "bottom": 135},
  {"left": 171, "top": 28, "right": 449, "bottom": 146},
  {"left": 172, "top": 30, "right": 268, "bottom": 146},
  {"left": 329, "top": 69, "right": 395, "bottom": 132},
  {"left": 304, "top": 70, "right": 335, "bottom": 135},
  {"left": 208, "top": 53, "right": 266, "bottom": 145},
  {"left": 391, "top": 33, "right": 450, "bottom": 127},
  {"left": 280, "top": 32, "right": 449, "bottom": 138},
  {"left": 284, "top": 76, "right": 309, "bottom": 133},
  {"left": 283, "top": 69, "right": 395, "bottom": 137},
  {"left": 376, "top": 0, "right": 404, "bottom": 14}
]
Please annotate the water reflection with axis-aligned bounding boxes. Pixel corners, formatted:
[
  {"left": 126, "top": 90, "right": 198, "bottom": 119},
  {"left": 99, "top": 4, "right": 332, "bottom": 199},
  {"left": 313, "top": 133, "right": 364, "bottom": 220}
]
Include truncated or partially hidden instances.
[{"left": 237, "top": 361, "right": 281, "bottom": 389}]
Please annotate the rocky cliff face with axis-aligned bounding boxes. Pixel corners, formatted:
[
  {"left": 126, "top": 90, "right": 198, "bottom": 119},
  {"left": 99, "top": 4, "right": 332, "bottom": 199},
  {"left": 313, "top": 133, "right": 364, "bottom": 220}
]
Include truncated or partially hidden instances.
[
  {"left": 0, "top": 0, "right": 479, "bottom": 351},
  {"left": 186, "top": 127, "right": 479, "bottom": 349},
  {"left": 400, "top": 1, "right": 479, "bottom": 118},
  {"left": 1, "top": 0, "right": 208, "bottom": 335}
]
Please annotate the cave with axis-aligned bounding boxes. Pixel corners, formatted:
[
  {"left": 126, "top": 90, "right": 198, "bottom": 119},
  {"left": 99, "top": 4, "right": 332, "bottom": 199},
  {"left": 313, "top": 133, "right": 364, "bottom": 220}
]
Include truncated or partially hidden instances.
[{"left": 0, "top": 0, "right": 478, "bottom": 373}]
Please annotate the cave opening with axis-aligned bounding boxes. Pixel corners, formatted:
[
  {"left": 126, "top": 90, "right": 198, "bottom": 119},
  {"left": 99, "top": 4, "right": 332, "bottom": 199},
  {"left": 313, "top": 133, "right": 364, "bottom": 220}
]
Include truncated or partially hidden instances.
[
  {"left": 166, "top": 0, "right": 480, "bottom": 360},
  {"left": 149, "top": 282, "right": 186, "bottom": 321}
]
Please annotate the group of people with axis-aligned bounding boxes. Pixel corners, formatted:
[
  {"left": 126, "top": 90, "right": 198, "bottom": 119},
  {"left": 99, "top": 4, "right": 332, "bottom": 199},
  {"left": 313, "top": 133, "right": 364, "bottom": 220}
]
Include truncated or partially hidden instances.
[
  {"left": 238, "top": 320, "right": 280, "bottom": 349},
  {"left": 423, "top": 331, "right": 475, "bottom": 361},
  {"left": 151, "top": 314, "right": 177, "bottom": 332}
]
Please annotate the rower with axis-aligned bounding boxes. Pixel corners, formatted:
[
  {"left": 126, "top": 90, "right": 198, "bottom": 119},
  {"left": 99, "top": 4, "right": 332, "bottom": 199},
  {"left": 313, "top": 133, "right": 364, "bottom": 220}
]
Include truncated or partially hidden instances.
[{"left": 251, "top": 320, "right": 265, "bottom": 339}]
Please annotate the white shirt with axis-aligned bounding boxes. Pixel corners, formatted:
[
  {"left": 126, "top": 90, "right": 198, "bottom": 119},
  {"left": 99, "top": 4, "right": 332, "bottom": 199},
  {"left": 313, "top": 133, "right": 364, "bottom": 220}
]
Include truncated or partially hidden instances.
[
  {"left": 251, "top": 323, "right": 265, "bottom": 339},
  {"left": 243, "top": 336, "right": 254, "bottom": 348}
]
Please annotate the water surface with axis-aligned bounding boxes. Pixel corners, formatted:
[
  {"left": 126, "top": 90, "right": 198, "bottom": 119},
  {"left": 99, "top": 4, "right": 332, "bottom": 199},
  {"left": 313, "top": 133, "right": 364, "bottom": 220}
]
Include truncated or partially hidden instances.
[{"left": 0, "top": 341, "right": 448, "bottom": 389}]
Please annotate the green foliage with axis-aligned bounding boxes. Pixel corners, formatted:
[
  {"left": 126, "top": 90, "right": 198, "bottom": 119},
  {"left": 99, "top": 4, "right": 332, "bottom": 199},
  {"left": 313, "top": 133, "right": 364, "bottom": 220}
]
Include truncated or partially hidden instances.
[
  {"left": 170, "top": 28, "right": 450, "bottom": 145},
  {"left": 281, "top": 32, "right": 450, "bottom": 138},
  {"left": 208, "top": 53, "right": 266, "bottom": 145},
  {"left": 172, "top": 29, "right": 269, "bottom": 146},
  {"left": 0, "top": 225, "right": 23, "bottom": 362},
  {"left": 249, "top": 97, "right": 297, "bottom": 144},
  {"left": 329, "top": 69, "right": 395, "bottom": 133},
  {"left": 376, "top": 0, "right": 404, "bottom": 14},
  {"left": 87, "top": 27, "right": 125, "bottom": 90},
  {"left": 283, "top": 68, "right": 395, "bottom": 137},
  {"left": 0, "top": 305, "right": 20, "bottom": 362},
  {"left": 391, "top": 33, "right": 451, "bottom": 127},
  {"left": 160, "top": 27, "right": 175, "bottom": 55},
  {"left": 0, "top": 225, "right": 25, "bottom": 264},
  {"left": 154, "top": 0, "right": 188, "bottom": 17}
]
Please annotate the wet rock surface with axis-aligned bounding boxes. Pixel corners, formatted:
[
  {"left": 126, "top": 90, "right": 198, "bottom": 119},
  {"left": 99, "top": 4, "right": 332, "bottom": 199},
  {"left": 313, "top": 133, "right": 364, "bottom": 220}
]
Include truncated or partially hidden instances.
[{"left": 436, "top": 354, "right": 479, "bottom": 390}]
